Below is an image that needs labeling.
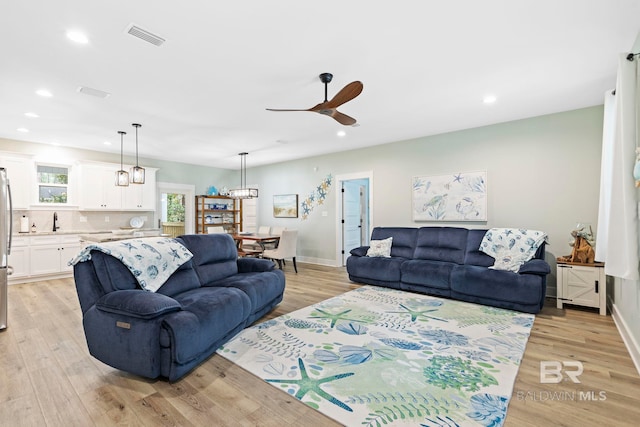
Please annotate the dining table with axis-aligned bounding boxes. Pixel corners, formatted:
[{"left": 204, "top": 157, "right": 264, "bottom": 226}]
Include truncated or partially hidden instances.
[{"left": 231, "top": 233, "right": 280, "bottom": 256}]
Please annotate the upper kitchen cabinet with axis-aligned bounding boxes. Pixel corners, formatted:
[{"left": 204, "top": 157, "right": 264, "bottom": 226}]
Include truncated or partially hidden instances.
[
  {"left": 122, "top": 167, "right": 157, "bottom": 210},
  {"left": 78, "top": 163, "right": 123, "bottom": 210},
  {"left": 77, "top": 162, "right": 157, "bottom": 211},
  {"left": 0, "top": 154, "right": 33, "bottom": 210}
]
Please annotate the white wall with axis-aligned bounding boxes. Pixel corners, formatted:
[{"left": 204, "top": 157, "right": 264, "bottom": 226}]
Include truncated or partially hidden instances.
[{"left": 250, "top": 105, "right": 605, "bottom": 298}]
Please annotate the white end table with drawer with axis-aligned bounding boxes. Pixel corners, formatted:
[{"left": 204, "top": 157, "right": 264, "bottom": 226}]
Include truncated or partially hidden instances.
[{"left": 556, "top": 261, "right": 606, "bottom": 315}]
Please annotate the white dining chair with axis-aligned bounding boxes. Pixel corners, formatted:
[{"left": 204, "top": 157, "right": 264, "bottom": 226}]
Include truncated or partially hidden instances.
[{"left": 263, "top": 229, "right": 298, "bottom": 273}]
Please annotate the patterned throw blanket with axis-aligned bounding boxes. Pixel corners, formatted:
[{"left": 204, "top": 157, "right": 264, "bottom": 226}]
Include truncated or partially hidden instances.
[
  {"left": 69, "top": 237, "right": 193, "bottom": 292},
  {"left": 479, "top": 228, "right": 547, "bottom": 272}
]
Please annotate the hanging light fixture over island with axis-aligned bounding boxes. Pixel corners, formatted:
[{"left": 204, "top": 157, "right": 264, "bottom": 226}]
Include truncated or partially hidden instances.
[
  {"left": 130, "top": 123, "right": 145, "bottom": 184},
  {"left": 115, "top": 130, "right": 129, "bottom": 186}
]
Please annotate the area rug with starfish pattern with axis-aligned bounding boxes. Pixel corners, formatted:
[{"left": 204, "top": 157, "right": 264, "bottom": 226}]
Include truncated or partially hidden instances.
[{"left": 217, "top": 285, "right": 534, "bottom": 426}]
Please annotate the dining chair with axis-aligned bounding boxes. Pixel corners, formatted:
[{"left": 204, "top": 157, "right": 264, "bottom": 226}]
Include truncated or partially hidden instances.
[
  {"left": 263, "top": 229, "right": 298, "bottom": 273},
  {"left": 263, "top": 226, "right": 286, "bottom": 249},
  {"left": 243, "top": 225, "right": 272, "bottom": 252}
]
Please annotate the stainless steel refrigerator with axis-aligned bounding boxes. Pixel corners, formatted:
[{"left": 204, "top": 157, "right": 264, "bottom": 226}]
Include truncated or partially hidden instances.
[{"left": 0, "top": 168, "right": 13, "bottom": 330}]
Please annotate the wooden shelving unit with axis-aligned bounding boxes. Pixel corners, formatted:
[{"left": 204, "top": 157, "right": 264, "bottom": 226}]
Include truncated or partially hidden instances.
[{"left": 195, "top": 195, "right": 242, "bottom": 234}]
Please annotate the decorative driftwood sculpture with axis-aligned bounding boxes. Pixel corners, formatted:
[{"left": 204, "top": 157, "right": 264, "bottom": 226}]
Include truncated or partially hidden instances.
[{"left": 557, "top": 225, "right": 595, "bottom": 264}]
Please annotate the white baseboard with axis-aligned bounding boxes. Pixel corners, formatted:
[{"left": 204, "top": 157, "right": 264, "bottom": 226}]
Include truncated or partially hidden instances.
[
  {"left": 610, "top": 298, "right": 640, "bottom": 376},
  {"left": 296, "top": 256, "right": 339, "bottom": 267}
]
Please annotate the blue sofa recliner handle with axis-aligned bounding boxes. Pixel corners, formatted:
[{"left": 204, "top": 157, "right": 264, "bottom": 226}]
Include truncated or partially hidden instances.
[{"left": 96, "top": 289, "right": 181, "bottom": 319}]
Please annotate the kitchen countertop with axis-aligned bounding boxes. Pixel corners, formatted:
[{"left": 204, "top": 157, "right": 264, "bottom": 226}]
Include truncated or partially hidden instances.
[
  {"left": 14, "top": 228, "right": 161, "bottom": 238},
  {"left": 78, "top": 230, "right": 166, "bottom": 243}
]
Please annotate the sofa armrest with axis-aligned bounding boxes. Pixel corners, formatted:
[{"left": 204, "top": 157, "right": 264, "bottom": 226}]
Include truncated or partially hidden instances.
[
  {"left": 237, "top": 257, "right": 276, "bottom": 273},
  {"left": 350, "top": 246, "right": 369, "bottom": 257},
  {"left": 518, "top": 259, "right": 551, "bottom": 275},
  {"left": 96, "top": 290, "right": 181, "bottom": 320}
]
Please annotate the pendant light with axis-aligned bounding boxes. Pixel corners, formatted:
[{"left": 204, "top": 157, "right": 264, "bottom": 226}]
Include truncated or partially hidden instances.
[
  {"left": 115, "top": 131, "right": 129, "bottom": 186},
  {"left": 228, "top": 152, "right": 258, "bottom": 199},
  {"left": 130, "top": 123, "right": 145, "bottom": 184}
]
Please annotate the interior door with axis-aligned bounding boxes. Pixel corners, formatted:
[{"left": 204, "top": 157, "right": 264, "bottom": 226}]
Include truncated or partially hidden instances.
[{"left": 342, "top": 181, "right": 363, "bottom": 265}]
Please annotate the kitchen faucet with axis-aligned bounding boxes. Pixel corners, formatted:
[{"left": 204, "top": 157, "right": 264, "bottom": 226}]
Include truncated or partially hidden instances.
[{"left": 53, "top": 212, "right": 58, "bottom": 232}]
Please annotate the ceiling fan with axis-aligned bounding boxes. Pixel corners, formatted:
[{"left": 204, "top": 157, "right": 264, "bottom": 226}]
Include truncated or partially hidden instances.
[{"left": 266, "top": 73, "right": 363, "bottom": 126}]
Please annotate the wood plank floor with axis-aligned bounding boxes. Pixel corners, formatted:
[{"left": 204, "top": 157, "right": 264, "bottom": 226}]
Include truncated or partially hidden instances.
[{"left": 1, "top": 263, "right": 639, "bottom": 426}]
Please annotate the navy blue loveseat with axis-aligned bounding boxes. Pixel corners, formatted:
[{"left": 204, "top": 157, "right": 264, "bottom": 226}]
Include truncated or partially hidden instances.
[
  {"left": 73, "top": 233, "right": 285, "bottom": 381},
  {"left": 346, "top": 227, "right": 550, "bottom": 314}
]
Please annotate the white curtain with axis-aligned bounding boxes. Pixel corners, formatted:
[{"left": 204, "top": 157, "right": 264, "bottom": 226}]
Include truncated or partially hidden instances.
[{"left": 595, "top": 53, "right": 639, "bottom": 280}]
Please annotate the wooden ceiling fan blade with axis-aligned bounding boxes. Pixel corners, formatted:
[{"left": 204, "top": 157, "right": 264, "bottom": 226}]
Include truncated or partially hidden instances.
[
  {"left": 331, "top": 110, "right": 357, "bottom": 126},
  {"left": 325, "top": 81, "right": 363, "bottom": 108},
  {"left": 266, "top": 108, "right": 310, "bottom": 112}
]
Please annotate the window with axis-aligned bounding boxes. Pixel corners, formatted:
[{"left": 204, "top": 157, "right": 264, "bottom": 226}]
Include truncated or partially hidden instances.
[{"left": 37, "top": 165, "right": 68, "bottom": 204}]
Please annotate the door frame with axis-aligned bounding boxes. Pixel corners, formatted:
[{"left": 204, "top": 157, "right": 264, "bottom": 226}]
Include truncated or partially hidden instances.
[
  {"left": 157, "top": 182, "right": 196, "bottom": 235},
  {"left": 334, "top": 171, "right": 373, "bottom": 267}
]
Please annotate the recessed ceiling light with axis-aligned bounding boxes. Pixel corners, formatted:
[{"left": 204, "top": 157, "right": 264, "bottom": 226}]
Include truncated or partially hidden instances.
[
  {"left": 24, "top": 112, "right": 39, "bottom": 118},
  {"left": 337, "top": 130, "right": 346, "bottom": 137},
  {"left": 16, "top": 128, "right": 29, "bottom": 133},
  {"left": 483, "top": 95, "right": 497, "bottom": 104},
  {"left": 103, "top": 141, "right": 112, "bottom": 146},
  {"left": 66, "top": 30, "right": 89, "bottom": 44},
  {"left": 36, "top": 89, "right": 53, "bottom": 97}
]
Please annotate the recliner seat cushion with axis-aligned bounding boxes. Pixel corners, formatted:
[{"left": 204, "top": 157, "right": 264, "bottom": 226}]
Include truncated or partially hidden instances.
[
  {"left": 161, "top": 286, "right": 251, "bottom": 364},
  {"left": 346, "top": 255, "right": 405, "bottom": 283},
  {"left": 450, "top": 265, "right": 543, "bottom": 305},
  {"left": 208, "top": 270, "right": 286, "bottom": 316},
  {"left": 401, "top": 260, "right": 454, "bottom": 289}
]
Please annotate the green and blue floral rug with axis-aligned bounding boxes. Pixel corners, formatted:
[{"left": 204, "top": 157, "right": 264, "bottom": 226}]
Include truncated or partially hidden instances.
[{"left": 217, "top": 286, "right": 534, "bottom": 426}]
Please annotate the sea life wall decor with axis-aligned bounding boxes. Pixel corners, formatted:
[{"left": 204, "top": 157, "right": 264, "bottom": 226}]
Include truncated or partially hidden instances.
[
  {"left": 412, "top": 170, "right": 487, "bottom": 221},
  {"left": 301, "top": 174, "right": 332, "bottom": 220}
]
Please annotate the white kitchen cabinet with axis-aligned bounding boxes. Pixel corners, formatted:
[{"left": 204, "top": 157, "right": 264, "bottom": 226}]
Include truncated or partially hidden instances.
[
  {"left": 78, "top": 162, "right": 157, "bottom": 211},
  {"left": 556, "top": 261, "right": 606, "bottom": 315},
  {"left": 8, "top": 236, "right": 29, "bottom": 279},
  {"left": 28, "top": 235, "right": 81, "bottom": 276},
  {"left": 121, "top": 168, "right": 157, "bottom": 210},
  {"left": 0, "top": 154, "right": 33, "bottom": 209},
  {"left": 78, "top": 163, "right": 123, "bottom": 210}
]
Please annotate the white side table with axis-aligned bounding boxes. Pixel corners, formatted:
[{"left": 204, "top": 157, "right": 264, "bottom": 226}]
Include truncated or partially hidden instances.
[{"left": 556, "top": 261, "right": 606, "bottom": 315}]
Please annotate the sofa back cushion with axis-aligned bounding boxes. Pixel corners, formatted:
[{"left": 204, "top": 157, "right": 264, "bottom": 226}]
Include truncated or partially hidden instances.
[
  {"left": 86, "top": 250, "right": 201, "bottom": 297},
  {"left": 413, "top": 227, "right": 468, "bottom": 264},
  {"left": 464, "top": 229, "right": 495, "bottom": 267},
  {"left": 177, "top": 234, "right": 239, "bottom": 285},
  {"left": 370, "top": 227, "right": 417, "bottom": 258}
]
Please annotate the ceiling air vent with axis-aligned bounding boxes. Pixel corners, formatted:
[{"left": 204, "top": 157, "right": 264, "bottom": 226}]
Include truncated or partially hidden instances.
[
  {"left": 126, "top": 23, "right": 165, "bottom": 47},
  {"left": 77, "top": 86, "right": 111, "bottom": 99}
]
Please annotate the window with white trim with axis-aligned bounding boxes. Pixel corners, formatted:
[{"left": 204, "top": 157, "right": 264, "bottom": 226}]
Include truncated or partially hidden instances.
[{"left": 37, "top": 164, "right": 69, "bottom": 204}]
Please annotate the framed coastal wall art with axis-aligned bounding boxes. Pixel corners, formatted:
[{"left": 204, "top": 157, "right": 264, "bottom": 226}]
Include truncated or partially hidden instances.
[
  {"left": 273, "top": 194, "right": 299, "bottom": 218},
  {"left": 412, "top": 171, "right": 487, "bottom": 221}
]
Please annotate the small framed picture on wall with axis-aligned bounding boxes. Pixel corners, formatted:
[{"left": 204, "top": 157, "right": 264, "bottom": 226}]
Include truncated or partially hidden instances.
[{"left": 273, "top": 194, "right": 298, "bottom": 218}]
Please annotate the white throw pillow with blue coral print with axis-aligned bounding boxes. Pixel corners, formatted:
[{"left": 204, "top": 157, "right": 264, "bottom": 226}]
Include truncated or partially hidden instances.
[{"left": 366, "top": 237, "right": 393, "bottom": 257}]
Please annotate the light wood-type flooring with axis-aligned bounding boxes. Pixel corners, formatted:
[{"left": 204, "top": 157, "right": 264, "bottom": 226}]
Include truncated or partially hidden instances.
[{"left": 1, "top": 263, "right": 639, "bottom": 426}]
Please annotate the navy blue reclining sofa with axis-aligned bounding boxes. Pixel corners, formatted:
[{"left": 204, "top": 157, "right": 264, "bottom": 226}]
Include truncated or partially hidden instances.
[
  {"left": 346, "top": 227, "right": 550, "bottom": 314},
  {"left": 73, "top": 233, "right": 285, "bottom": 381}
]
